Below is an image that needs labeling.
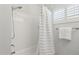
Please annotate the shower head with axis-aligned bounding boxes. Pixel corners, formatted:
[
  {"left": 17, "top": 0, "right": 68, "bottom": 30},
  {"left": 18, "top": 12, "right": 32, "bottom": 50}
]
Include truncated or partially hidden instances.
[
  {"left": 17, "top": 6, "right": 22, "bottom": 9},
  {"left": 12, "top": 6, "right": 23, "bottom": 10}
]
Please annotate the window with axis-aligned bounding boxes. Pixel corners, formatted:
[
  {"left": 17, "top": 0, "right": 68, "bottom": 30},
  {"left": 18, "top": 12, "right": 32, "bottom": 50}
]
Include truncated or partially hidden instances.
[
  {"left": 54, "top": 5, "right": 79, "bottom": 21},
  {"left": 67, "top": 5, "right": 79, "bottom": 18},
  {"left": 54, "top": 9, "right": 65, "bottom": 20}
]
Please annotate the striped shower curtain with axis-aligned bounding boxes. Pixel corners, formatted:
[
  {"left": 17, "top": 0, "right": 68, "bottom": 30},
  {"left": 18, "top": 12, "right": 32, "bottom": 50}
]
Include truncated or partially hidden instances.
[{"left": 37, "top": 5, "right": 55, "bottom": 55}]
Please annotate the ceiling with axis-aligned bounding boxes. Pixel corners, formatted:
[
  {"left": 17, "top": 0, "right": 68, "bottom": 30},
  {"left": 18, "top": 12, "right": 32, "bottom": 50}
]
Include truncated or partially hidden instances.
[{"left": 45, "top": 4, "right": 73, "bottom": 11}]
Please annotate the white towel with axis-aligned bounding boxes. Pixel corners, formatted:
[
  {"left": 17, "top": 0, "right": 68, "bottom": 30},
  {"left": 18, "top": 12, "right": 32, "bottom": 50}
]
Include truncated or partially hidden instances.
[{"left": 59, "top": 27, "right": 72, "bottom": 40}]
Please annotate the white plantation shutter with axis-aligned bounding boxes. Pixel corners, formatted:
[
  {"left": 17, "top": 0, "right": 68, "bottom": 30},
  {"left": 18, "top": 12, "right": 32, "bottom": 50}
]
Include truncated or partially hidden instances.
[
  {"left": 54, "top": 9, "right": 65, "bottom": 20},
  {"left": 67, "top": 5, "right": 79, "bottom": 19},
  {"left": 54, "top": 5, "right": 79, "bottom": 23}
]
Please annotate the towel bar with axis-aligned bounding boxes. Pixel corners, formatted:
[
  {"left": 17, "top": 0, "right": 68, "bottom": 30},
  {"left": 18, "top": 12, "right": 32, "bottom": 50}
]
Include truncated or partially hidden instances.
[{"left": 56, "top": 28, "right": 79, "bottom": 30}]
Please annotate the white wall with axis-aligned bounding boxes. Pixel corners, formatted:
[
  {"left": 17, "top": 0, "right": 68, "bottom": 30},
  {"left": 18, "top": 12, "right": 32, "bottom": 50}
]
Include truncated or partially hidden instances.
[
  {"left": 46, "top": 4, "right": 72, "bottom": 11},
  {"left": 47, "top": 4, "right": 79, "bottom": 55},
  {"left": 0, "top": 5, "right": 11, "bottom": 55},
  {"left": 54, "top": 22, "right": 79, "bottom": 55},
  {"left": 13, "top": 5, "right": 40, "bottom": 54}
]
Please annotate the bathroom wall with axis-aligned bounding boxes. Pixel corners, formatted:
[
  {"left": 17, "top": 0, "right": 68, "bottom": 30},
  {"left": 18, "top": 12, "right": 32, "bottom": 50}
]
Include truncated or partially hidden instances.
[
  {"left": 13, "top": 5, "right": 40, "bottom": 54},
  {"left": 54, "top": 22, "right": 79, "bottom": 55},
  {"left": 0, "top": 5, "right": 11, "bottom": 55},
  {"left": 47, "top": 4, "right": 79, "bottom": 55}
]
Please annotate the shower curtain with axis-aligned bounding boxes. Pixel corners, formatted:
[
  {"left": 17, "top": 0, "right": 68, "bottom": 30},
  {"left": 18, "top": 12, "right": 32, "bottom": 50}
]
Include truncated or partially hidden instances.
[{"left": 37, "top": 5, "right": 55, "bottom": 55}]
